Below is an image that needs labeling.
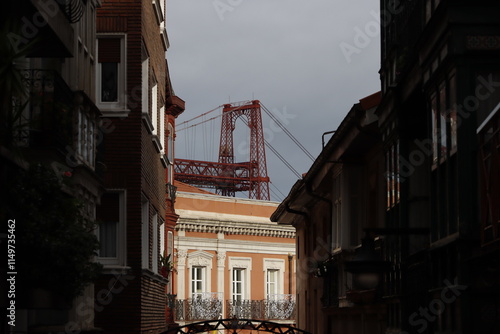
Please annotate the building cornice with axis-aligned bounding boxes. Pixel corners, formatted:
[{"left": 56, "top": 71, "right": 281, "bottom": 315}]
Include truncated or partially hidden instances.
[{"left": 175, "top": 218, "right": 295, "bottom": 239}]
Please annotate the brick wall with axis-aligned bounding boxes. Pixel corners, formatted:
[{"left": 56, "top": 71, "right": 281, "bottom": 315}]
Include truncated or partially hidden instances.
[{"left": 96, "top": 0, "right": 171, "bottom": 332}]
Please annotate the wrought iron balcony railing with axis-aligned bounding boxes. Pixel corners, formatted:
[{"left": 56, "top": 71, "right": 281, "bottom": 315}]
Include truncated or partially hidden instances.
[
  {"left": 174, "top": 294, "right": 296, "bottom": 322},
  {"left": 175, "top": 293, "right": 223, "bottom": 321},
  {"left": 13, "top": 69, "right": 74, "bottom": 152}
]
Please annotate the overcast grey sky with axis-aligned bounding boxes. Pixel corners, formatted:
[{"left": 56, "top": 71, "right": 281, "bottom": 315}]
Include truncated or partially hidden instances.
[{"left": 167, "top": 0, "right": 381, "bottom": 201}]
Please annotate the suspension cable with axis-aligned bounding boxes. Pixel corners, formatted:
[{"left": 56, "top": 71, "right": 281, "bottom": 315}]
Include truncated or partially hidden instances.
[{"left": 261, "top": 104, "right": 315, "bottom": 161}]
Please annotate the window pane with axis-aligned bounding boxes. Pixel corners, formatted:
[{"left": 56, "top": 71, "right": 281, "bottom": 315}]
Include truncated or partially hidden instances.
[
  {"left": 101, "top": 62, "right": 118, "bottom": 102},
  {"left": 431, "top": 95, "right": 438, "bottom": 165},
  {"left": 439, "top": 84, "right": 447, "bottom": 160},
  {"left": 97, "top": 192, "right": 120, "bottom": 258},
  {"left": 449, "top": 75, "right": 457, "bottom": 151},
  {"left": 99, "top": 221, "right": 117, "bottom": 257}
]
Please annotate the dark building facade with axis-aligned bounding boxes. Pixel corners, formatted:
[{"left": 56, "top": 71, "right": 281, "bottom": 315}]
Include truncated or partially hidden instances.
[
  {"left": 273, "top": 1, "right": 500, "bottom": 333},
  {"left": 1, "top": 0, "right": 103, "bottom": 332},
  {"left": 95, "top": 0, "right": 184, "bottom": 333}
]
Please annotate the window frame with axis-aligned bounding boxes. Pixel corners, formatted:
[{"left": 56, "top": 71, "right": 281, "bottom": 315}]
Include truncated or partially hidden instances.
[
  {"left": 228, "top": 257, "right": 252, "bottom": 301},
  {"left": 263, "top": 258, "right": 285, "bottom": 298},
  {"left": 141, "top": 195, "right": 149, "bottom": 269},
  {"left": 76, "top": 107, "right": 97, "bottom": 168},
  {"left": 152, "top": 211, "right": 158, "bottom": 273},
  {"left": 96, "top": 34, "right": 127, "bottom": 112},
  {"left": 191, "top": 266, "right": 206, "bottom": 298},
  {"left": 96, "top": 189, "right": 127, "bottom": 267}
]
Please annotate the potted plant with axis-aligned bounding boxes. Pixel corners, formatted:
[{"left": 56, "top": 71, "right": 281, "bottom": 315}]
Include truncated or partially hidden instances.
[{"left": 159, "top": 252, "right": 176, "bottom": 279}]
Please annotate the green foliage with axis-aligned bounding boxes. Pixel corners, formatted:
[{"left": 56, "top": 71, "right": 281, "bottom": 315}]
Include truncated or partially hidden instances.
[{"left": 8, "top": 164, "right": 102, "bottom": 302}]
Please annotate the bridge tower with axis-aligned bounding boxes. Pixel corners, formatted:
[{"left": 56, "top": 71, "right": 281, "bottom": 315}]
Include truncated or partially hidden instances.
[{"left": 174, "top": 100, "right": 270, "bottom": 200}]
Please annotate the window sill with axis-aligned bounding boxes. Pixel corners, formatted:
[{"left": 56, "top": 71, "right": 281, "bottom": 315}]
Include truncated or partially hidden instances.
[
  {"left": 142, "top": 112, "right": 155, "bottom": 134},
  {"left": 160, "top": 154, "right": 168, "bottom": 168},
  {"left": 152, "top": 135, "right": 163, "bottom": 153},
  {"left": 160, "top": 27, "right": 169, "bottom": 51},
  {"left": 152, "top": 0, "right": 164, "bottom": 25},
  {"left": 142, "top": 268, "right": 169, "bottom": 284},
  {"left": 100, "top": 265, "right": 132, "bottom": 275},
  {"left": 100, "top": 109, "right": 131, "bottom": 118}
]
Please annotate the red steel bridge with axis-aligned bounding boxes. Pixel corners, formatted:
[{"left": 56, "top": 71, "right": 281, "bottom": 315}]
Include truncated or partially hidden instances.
[{"left": 174, "top": 100, "right": 271, "bottom": 200}]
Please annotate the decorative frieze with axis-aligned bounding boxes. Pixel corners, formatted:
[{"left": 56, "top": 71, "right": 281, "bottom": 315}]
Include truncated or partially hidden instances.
[{"left": 175, "top": 219, "right": 295, "bottom": 239}]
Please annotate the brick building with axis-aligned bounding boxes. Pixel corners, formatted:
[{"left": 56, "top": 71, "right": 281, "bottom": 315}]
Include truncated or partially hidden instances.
[
  {"left": 273, "top": 1, "right": 500, "bottom": 333},
  {"left": 94, "top": 0, "right": 184, "bottom": 333}
]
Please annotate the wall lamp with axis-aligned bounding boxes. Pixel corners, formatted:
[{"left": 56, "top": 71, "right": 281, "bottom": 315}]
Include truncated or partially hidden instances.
[{"left": 345, "top": 228, "right": 429, "bottom": 290}]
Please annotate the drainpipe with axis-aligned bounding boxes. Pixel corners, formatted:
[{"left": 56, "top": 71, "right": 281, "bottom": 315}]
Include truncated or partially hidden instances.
[
  {"left": 288, "top": 253, "right": 293, "bottom": 294},
  {"left": 305, "top": 180, "right": 333, "bottom": 249}
]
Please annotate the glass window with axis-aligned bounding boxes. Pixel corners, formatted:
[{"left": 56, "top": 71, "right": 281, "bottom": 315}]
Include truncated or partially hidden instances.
[
  {"left": 141, "top": 56, "right": 149, "bottom": 115},
  {"left": 431, "top": 94, "right": 439, "bottom": 166},
  {"left": 76, "top": 109, "right": 96, "bottom": 168},
  {"left": 152, "top": 83, "right": 158, "bottom": 134},
  {"left": 192, "top": 266, "right": 205, "bottom": 298},
  {"left": 267, "top": 269, "right": 278, "bottom": 298},
  {"left": 167, "top": 123, "right": 174, "bottom": 184},
  {"left": 449, "top": 74, "right": 457, "bottom": 152},
  {"left": 439, "top": 83, "right": 447, "bottom": 162},
  {"left": 232, "top": 268, "right": 245, "bottom": 301},
  {"left": 152, "top": 212, "right": 158, "bottom": 272},
  {"left": 141, "top": 196, "right": 149, "bottom": 269},
  {"left": 97, "top": 35, "right": 126, "bottom": 110},
  {"left": 96, "top": 190, "right": 126, "bottom": 266},
  {"left": 160, "top": 106, "right": 165, "bottom": 152}
]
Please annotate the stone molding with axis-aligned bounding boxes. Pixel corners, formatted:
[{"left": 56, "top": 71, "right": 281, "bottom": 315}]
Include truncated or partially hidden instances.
[{"left": 175, "top": 219, "right": 295, "bottom": 239}]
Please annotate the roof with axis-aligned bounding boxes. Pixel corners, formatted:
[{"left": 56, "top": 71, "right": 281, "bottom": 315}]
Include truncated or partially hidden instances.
[
  {"left": 174, "top": 181, "right": 215, "bottom": 195},
  {"left": 271, "top": 92, "right": 381, "bottom": 224}
]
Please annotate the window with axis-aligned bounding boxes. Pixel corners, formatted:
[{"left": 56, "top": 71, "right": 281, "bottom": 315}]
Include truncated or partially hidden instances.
[
  {"left": 141, "top": 196, "right": 149, "bottom": 268},
  {"left": 232, "top": 268, "right": 245, "bottom": 301},
  {"left": 141, "top": 53, "right": 149, "bottom": 115},
  {"left": 266, "top": 269, "right": 278, "bottom": 298},
  {"left": 76, "top": 108, "right": 96, "bottom": 168},
  {"left": 478, "top": 103, "right": 500, "bottom": 245},
  {"left": 96, "top": 190, "right": 126, "bottom": 266},
  {"left": 429, "top": 73, "right": 459, "bottom": 240},
  {"left": 191, "top": 266, "right": 205, "bottom": 298},
  {"left": 386, "top": 140, "right": 400, "bottom": 209},
  {"left": 160, "top": 221, "right": 165, "bottom": 260},
  {"left": 166, "top": 231, "right": 173, "bottom": 293},
  {"left": 152, "top": 212, "right": 158, "bottom": 272},
  {"left": 160, "top": 106, "right": 165, "bottom": 153},
  {"left": 431, "top": 74, "right": 458, "bottom": 167},
  {"left": 152, "top": 82, "right": 158, "bottom": 134},
  {"left": 167, "top": 123, "right": 174, "bottom": 185},
  {"left": 263, "top": 259, "right": 285, "bottom": 298},
  {"left": 228, "top": 257, "right": 252, "bottom": 301},
  {"left": 97, "top": 35, "right": 126, "bottom": 110}
]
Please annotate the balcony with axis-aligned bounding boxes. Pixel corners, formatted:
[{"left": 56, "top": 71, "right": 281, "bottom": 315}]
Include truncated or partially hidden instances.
[
  {"left": 175, "top": 293, "right": 223, "bottom": 321},
  {"left": 14, "top": 69, "right": 74, "bottom": 153},
  {"left": 174, "top": 294, "right": 296, "bottom": 322}
]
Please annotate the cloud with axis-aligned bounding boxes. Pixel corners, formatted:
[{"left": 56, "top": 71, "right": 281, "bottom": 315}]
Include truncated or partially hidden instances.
[{"left": 167, "top": 0, "right": 380, "bottom": 201}]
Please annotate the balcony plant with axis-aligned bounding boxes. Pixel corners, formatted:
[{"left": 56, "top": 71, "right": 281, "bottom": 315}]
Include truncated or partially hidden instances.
[{"left": 160, "top": 252, "right": 176, "bottom": 280}]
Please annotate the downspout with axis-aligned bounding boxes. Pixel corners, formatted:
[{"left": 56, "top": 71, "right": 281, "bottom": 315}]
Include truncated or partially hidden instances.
[
  {"left": 305, "top": 178, "right": 334, "bottom": 253},
  {"left": 284, "top": 202, "right": 308, "bottom": 220}
]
